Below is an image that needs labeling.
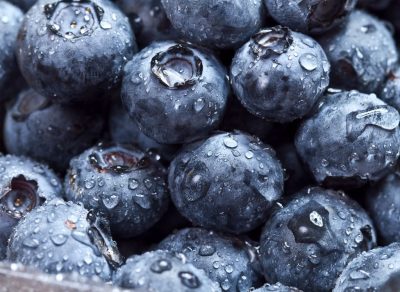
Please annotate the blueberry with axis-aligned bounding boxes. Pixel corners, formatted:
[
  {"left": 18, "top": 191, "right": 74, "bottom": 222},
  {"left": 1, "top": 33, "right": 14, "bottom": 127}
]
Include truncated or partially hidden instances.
[
  {"left": 260, "top": 187, "right": 376, "bottom": 292},
  {"left": 333, "top": 243, "right": 400, "bottom": 292},
  {"left": 230, "top": 26, "right": 330, "bottom": 123},
  {"left": 381, "top": 66, "right": 400, "bottom": 111},
  {"left": 318, "top": 10, "right": 398, "bottom": 93},
  {"left": 264, "top": 0, "right": 357, "bottom": 34},
  {"left": 161, "top": 0, "right": 265, "bottom": 49},
  {"left": 295, "top": 90, "right": 400, "bottom": 188},
  {"left": 252, "top": 282, "right": 302, "bottom": 292},
  {"left": 108, "top": 100, "right": 179, "bottom": 163},
  {"left": 0, "top": 154, "right": 62, "bottom": 259},
  {"left": 0, "top": 1, "right": 23, "bottom": 101},
  {"left": 4, "top": 89, "right": 106, "bottom": 171},
  {"left": 365, "top": 174, "right": 400, "bottom": 245},
  {"left": 113, "top": 250, "right": 220, "bottom": 291},
  {"left": 169, "top": 131, "right": 284, "bottom": 234},
  {"left": 8, "top": 0, "right": 36, "bottom": 11},
  {"left": 16, "top": 0, "right": 136, "bottom": 104},
  {"left": 65, "top": 143, "right": 169, "bottom": 238},
  {"left": 115, "top": 0, "right": 177, "bottom": 47},
  {"left": 7, "top": 199, "right": 122, "bottom": 281},
  {"left": 121, "top": 41, "right": 229, "bottom": 144},
  {"left": 157, "top": 227, "right": 264, "bottom": 291}
]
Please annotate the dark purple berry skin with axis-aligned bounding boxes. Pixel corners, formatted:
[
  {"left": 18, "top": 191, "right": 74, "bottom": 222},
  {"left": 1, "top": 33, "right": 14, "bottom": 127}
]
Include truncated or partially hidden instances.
[
  {"left": 121, "top": 40, "right": 229, "bottom": 144},
  {"left": 318, "top": 10, "right": 398, "bottom": 93},
  {"left": 230, "top": 26, "right": 330, "bottom": 123},
  {"left": 169, "top": 131, "right": 284, "bottom": 234},
  {"left": 7, "top": 199, "right": 122, "bottom": 281},
  {"left": 4, "top": 89, "right": 105, "bottom": 172},
  {"left": 158, "top": 227, "right": 264, "bottom": 292},
  {"left": 264, "top": 0, "right": 357, "bottom": 34},
  {"left": 16, "top": 0, "right": 136, "bottom": 104},
  {"left": 296, "top": 90, "right": 400, "bottom": 188},
  {"left": 113, "top": 250, "right": 220, "bottom": 291},
  {"left": 65, "top": 143, "right": 169, "bottom": 238},
  {"left": 161, "top": 0, "right": 265, "bottom": 49},
  {"left": 260, "top": 187, "right": 376, "bottom": 292},
  {"left": 333, "top": 243, "right": 400, "bottom": 292}
]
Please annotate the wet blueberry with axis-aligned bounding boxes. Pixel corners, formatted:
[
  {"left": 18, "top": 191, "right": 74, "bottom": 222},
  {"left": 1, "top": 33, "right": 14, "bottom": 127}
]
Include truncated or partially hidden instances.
[
  {"left": 122, "top": 41, "right": 229, "bottom": 144},
  {"left": 295, "top": 90, "right": 400, "bottom": 188},
  {"left": 333, "top": 243, "right": 400, "bottom": 291},
  {"left": 260, "top": 187, "right": 376, "bottom": 292},
  {"left": 161, "top": 0, "right": 265, "bottom": 49},
  {"left": 113, "top": 250, "right": 220, "bottom": 291},
  {"left": 0, "top": 1, "right": 23, "bottom": 101},
  {"left": 264, "top": 0, "right": 357, "bottom": 34},
  {"left": 65, "top": 143, "right": 169, "bottom": 238},
  {"left": 4, "top": 89, "right": 105, "bottom": 171},
  {"left": 158, "top": 227, "right": 264, "bottom": 291},
  {"left": 0, "top": 154, "right": 62, "bottom": 259},
  {"left": 7, "top": 199, "right": 122, "bottom": 281},
  {"left": 169, "top": 131, "right": 284, "bottom": 234},
  {"left": 318, "top": 10, "right": 398, "bottom": 93},
  {"left": 16, "top": 0, "right": 136, "bottom": 103},
  {"left": 230, "top": 26, "right": 330, "bottom": 123}
]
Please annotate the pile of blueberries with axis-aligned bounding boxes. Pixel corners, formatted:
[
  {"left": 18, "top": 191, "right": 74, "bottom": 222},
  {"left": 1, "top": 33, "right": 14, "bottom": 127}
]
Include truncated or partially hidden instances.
[{"left": 1, "top": 0, "right": 400, "bottom": 291}]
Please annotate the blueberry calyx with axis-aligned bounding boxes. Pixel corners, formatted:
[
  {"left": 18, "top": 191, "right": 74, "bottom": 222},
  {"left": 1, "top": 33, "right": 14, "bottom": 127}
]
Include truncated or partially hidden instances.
[
  {"left": 88, "top": 146, "right": 150, "bottom": 174},
  {"left": 151, "top": 44, "right": 203, "bottom": 89},
  {"left": 250, "top": 26, "right": 293, "bottom": 58},
  {"left": 44, "top": 0, "right": 108, "bottom": 40},
  {"left": 0, "top": 175, "right": 40, "bottom": 219}
]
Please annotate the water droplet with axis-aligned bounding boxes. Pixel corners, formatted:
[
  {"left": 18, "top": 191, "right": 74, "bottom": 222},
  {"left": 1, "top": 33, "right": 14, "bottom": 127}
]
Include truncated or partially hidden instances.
[
  {"left": 85, "top": 179, "right": 95, "bottom": 189},
  {"left": 179, "top": 271, "right": 200, "bottom": 288},
  {"left": 103, "top": 194, "right": 119, "bottom": 209},
  {"left": 194, "top": 98, "right": 205, "bottom": 112},
  {"left": 221, "top": 279, "right": 231, "bottom": 291},
  {"left": 100, "top": 21, "right": 112, "bottom": 29},
  {"left": 245, "top": 151, "right": 254, "bottom": 159},
  {"left": 225, "top": 265, "right": 234, "bottom": 274},
  {"left": 133, "top": 193, "right": 151, "bottom": 209},
  {"left": 223, "top": 137, "right": 238, "bottom": 149},
  {"left": 51, "top": 234, "right": 68, "bottom": 246},
  {"left": 150, "top": 259, "right": 172, "bottom": 273},
  {"left": 299, "top": 53, "right": 318, "bottom": 71},
  {"left": 346, "top": 105, "right": 400, "bottom": 141},
  {"left": 198, "top": 245, "right": 216, "bottom": 256},
  {"left": 310, "top": 211, "right": 323, "bottom": 227},
  {"left": 350, "top": 270, "right": 370, "bottom": 280},
  {"left": 23, "top": 238, "right": 39, "bottom": 248},
  {"left": 128, "top": 178, "right": 139, "bottom": 190}
]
